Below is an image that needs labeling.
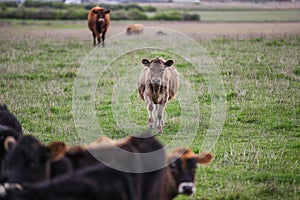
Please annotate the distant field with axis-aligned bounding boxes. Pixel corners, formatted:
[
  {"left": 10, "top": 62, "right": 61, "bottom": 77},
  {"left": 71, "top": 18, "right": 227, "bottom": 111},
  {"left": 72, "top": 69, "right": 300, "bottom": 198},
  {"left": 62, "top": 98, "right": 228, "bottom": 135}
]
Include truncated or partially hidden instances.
[
  {"left": 197, "top": 10, "right": 300, "bottom": 22},
  {"left": 1, "top": 20, "right": 300, "bottom": 38},
  {"left": 0, "top": 21, "right": 299, "bottom": 200},
  {"left": 140, "top": 1, "right": 300, "bottom": 10}
]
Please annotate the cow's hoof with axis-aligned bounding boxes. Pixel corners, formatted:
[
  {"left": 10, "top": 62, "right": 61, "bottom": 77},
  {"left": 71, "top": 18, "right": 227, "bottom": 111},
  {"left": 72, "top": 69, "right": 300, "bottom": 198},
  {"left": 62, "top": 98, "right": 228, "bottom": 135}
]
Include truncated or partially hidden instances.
[{"left": 157, "top": 128, "right": 163, "bottom": 133}]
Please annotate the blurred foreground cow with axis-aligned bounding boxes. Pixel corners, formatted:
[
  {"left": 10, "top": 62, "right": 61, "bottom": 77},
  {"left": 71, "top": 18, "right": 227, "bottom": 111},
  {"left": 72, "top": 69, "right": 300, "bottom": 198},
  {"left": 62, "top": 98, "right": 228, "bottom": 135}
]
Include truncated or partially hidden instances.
[
  {"left": 162, "top": 148, "right": 213, "bottom": 200},
  {"left": 1, "top": 133, "right": 166, "bottom": 200},
  {"left": 138, "top": 57, "right": 179, "bottom": 133},
  {"left": 126, "top": 24, "right": 144, "bottom": 35},
  {"left": 0, "top": 105, "right": 23, "bottom": 182},
  {"left": 88, "top": 6, "right": 111, "bottom": 46},
  {"left": 2, "top": 135, "right": 66, "bottom": 185}
]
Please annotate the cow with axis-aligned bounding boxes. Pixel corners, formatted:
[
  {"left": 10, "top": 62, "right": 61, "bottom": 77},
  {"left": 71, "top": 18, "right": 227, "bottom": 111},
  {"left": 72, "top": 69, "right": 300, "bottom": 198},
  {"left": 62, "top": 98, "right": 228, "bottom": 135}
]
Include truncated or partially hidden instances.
[
  {"left": 2, "top": 135, "right": 67, "bottom": 185},
  {"left": 2, "top": 164, "right": 135, "bottom": 200},
  {"left": 126, "top": 24, "right": 144, "bottom": 35},
  {"left": 161, "top": 148, "right": 213, "bottom": 200},
  {"left": 0, "top": 125, "right": 22, "bottom": 183},
  {"left": 88, "top": 6, "right": 111, "bottom": 46},
  {"left": 62, "top": 133, "right": 166, "bottom": 200},
  {"left": 1, "top": 132, "right": 166, "bottom": 200},
  {"left": 0, "top": 105, "right": 23, "bottom": 183},
  {"left": 0, "top": 105, "right": 22, "bottom": 134},
  {"left": 138, "top": 57, "right": 179, "bottom": 133}
]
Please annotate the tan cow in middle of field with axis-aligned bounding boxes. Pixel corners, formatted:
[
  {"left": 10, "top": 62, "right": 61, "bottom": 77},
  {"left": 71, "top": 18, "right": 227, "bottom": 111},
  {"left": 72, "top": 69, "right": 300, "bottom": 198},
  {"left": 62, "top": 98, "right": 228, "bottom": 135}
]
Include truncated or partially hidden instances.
[
  {"left": 138, "top": 57, "right": 179, "bottom": 133},
  {"left": 126, "top": 24, "right": 144, "bottom": 35}
]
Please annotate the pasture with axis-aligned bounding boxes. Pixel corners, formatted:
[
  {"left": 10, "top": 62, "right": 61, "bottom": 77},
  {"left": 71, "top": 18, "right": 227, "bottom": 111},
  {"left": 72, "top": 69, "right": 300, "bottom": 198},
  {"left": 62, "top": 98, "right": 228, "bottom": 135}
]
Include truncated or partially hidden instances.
[{"left": 0, "top": 19, "right": 299, "bottom": 200}]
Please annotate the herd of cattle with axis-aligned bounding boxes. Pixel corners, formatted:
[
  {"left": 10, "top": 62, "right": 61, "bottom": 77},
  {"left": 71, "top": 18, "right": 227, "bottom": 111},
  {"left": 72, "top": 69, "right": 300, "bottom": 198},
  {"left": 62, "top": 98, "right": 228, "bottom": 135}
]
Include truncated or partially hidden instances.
[
  {"left": 0, "top": 5, "right": 213, "bottom": 200},
  {"left": 0, "top": 105, "right": 213, "bottom": 200}
]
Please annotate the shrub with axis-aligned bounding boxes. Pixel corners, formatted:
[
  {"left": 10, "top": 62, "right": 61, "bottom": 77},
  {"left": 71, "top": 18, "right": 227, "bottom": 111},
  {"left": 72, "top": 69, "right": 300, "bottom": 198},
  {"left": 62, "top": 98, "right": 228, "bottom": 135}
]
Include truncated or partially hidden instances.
[
  {"left": 127, "top": 8, "right": 147, "bottom": 20},
  {"left": 84, "top": 3, "right": 124, "bottom": 11},
  {"left": 183, "top": 13, "right": 200, "bottom": 21},
  {"left": 0, "top": 1, "right": 18, "bottom": 9},
  {"left": 110, "top": 10, "right": 129, "bottom": 20},
  {"left": 152, "top": 10, "right": 182, "bottom": 21},
  {"left": 23, "top": 0, "right": 67, "bottom": 9},
  {"left": 142, "top": 5, "right": 156, "bottom": 12},
  {"left": 123, "top": 3, "right": 143, "bottom": 11}
]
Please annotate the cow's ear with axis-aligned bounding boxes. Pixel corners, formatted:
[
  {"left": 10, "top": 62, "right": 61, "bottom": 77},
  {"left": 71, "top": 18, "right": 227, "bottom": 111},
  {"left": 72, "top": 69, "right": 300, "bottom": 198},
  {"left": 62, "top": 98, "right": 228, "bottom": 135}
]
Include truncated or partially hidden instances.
[
  {"left": 48, "top": 141, "right": 67, "bottom": 161},
  {"left": 92, "top": 9, "right": 98, "bottom": 14},
  {"left": 4, "top": 136, "right": 16, "bottom": 152},
  {"left": 105, "top": 9, "right": 111, "bottom": 14},
  {"left": 164, "top": 59, "right": 174, "bottom": 67},
  {"left": 196, "top": 152, "right": 213, "bottom": 165},
  {"left": 142, "top": 58, "right": 151, "bottom": 67}
]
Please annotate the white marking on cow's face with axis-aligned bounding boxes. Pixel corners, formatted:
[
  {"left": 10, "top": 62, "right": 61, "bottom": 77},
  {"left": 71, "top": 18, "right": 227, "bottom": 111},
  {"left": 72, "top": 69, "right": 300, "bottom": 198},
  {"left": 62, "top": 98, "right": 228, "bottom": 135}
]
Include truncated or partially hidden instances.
[{"left": 178, "top": 182, "right": 196, "bottom": 195}]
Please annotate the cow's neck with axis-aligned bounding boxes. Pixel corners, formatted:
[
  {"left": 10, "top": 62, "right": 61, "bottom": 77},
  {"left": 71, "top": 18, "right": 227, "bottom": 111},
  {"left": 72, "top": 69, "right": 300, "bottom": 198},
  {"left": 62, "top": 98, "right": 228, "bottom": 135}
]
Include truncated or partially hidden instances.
[{"left": 162, "top": 168, "right": 178, "bottom": 200}]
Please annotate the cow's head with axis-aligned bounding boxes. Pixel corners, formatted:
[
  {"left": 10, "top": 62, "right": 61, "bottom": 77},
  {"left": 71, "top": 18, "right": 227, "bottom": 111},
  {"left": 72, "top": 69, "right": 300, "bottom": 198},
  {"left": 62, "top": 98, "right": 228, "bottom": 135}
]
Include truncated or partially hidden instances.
[
  {"left": 0, "top": 125, "right": 22, "bottom": 161},
  {"left": 167, "top": 148, "right": 213, "bottom": 196},
  {"left": 142, "top": 57, "right": 174, "bottom": 86},
  {"left": 92, "top": 9, "right": 110, "bottom": 23},
  {"left": 2, "top": 135, "right": 67, "bottom": 184}
]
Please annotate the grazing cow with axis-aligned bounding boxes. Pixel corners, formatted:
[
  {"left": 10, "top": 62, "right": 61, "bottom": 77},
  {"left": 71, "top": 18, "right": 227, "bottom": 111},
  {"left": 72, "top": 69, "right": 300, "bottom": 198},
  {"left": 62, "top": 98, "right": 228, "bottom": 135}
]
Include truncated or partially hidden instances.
[
  {"left": 2, "top": 135, "right": 66, "bottom": 185},
  {"left": 88, "top": 6, "right": 111, "bottom": 46},
  {"left": 138, "top": 57, "right": 179, "bottom": 133},
  {"left": 126, "top": 24, "right": 144, "bottom": 35},
  {"left": 161, "top": 148, "right": 213, "bottom": 200},
  {"left": 0, "top": 105, "right": 22, "bottom": 134}
]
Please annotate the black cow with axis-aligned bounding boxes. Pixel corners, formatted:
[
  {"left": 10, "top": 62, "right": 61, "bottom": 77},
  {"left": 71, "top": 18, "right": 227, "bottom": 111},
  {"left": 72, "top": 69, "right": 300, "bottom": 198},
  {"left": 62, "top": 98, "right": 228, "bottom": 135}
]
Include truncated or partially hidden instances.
[
  {"left": 2, "top": 135, "right": 66, "bottom": 185},
  {"left": 0, "top": 105, "right": 22, "bottom": 134},
  {"left": 1, "top": 132, "right": 166, "bottom": 200},
  {"left": 2, "top": 165, "right": 135, "bottom": 200}
]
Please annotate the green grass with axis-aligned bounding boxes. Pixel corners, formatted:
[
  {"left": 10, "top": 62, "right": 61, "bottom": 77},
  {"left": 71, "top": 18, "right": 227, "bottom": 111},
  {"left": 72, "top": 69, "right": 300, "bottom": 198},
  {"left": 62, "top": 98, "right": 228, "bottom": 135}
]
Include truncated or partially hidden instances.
[
  {"left": 197, "top": 10, "right": 300, "bottom": 22},
  {"left": 0, "top": 23, "right": 299, "bottom": 200}
]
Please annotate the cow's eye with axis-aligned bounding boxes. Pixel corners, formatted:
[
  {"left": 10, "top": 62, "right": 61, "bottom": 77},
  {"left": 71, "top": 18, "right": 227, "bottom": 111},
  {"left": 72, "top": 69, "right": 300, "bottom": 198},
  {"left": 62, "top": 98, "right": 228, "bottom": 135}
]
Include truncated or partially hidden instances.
[{"left": 170, "top": 162, "right": 177, "bottom": 169}]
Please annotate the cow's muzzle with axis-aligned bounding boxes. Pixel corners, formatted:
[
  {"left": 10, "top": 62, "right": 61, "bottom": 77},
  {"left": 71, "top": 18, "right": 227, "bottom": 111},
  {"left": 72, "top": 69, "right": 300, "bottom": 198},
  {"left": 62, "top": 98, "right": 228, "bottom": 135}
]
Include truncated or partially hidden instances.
[
  {"left": 98, "top": 18, "right": 105, "bottom": 23},
  {"left": 178, "top": 182, "right": 196, "bottom": 195},
  {"left": 152, "top": 79, "right": 160, "bottom": 85}
]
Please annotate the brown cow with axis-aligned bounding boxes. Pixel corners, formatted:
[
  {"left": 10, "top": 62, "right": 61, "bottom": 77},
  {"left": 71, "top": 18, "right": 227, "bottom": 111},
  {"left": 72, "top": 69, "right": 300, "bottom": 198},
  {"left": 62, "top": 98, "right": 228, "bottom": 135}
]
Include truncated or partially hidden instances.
[
  {"left": 126, "top": 24, "right": 144, "bottom": 35},
  {"left": 138, "top": 57, "right": 179, "bottom": 133},
  {"left": 162, "top": 148, "right": 213, "bottom": 200},
  {"left": 88, "top": 6, "right": 111, "bottom": 46}
]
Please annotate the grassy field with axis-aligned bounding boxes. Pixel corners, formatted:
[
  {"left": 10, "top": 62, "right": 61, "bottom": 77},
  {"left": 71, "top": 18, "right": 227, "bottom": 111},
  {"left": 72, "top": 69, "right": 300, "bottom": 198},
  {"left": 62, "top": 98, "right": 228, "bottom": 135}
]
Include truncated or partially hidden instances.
[{"left": 0, "top": 20, "right": 299, "bottom": 200}]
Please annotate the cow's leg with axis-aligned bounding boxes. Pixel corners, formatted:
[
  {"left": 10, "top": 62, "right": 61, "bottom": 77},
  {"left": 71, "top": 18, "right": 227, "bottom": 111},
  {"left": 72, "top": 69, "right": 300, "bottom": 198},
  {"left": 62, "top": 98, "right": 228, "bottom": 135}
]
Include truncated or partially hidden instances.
[
  {"left": 101, "top": 31, "right": 107, "bottom": 47},
  {"left": 97, "top": 34, "right": 101, "bottom": 45},
  {"left": 145, "top": 96, "right": 154, "bottom": 129},
  {"left": 156, "top": 104, "right": 165, "bottom": 133},
  {"left": 157, "top": 97, "right": 168, "bottom": 133},
  {"left": 92, "top": 32, "right": 96, "bottom": 46}
]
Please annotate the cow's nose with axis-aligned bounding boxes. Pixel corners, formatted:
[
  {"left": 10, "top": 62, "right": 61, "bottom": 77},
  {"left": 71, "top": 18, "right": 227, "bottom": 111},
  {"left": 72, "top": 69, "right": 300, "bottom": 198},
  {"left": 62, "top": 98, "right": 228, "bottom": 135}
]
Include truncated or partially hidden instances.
[
  {"left": 182, "top": 185, "right": 193, "bottom": 195},
  {"left": 152, "top": 79, "right": 160, "bottom": 85},
  {"left": 178, "top": 182, "right": 195, "bottom": 195}
]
